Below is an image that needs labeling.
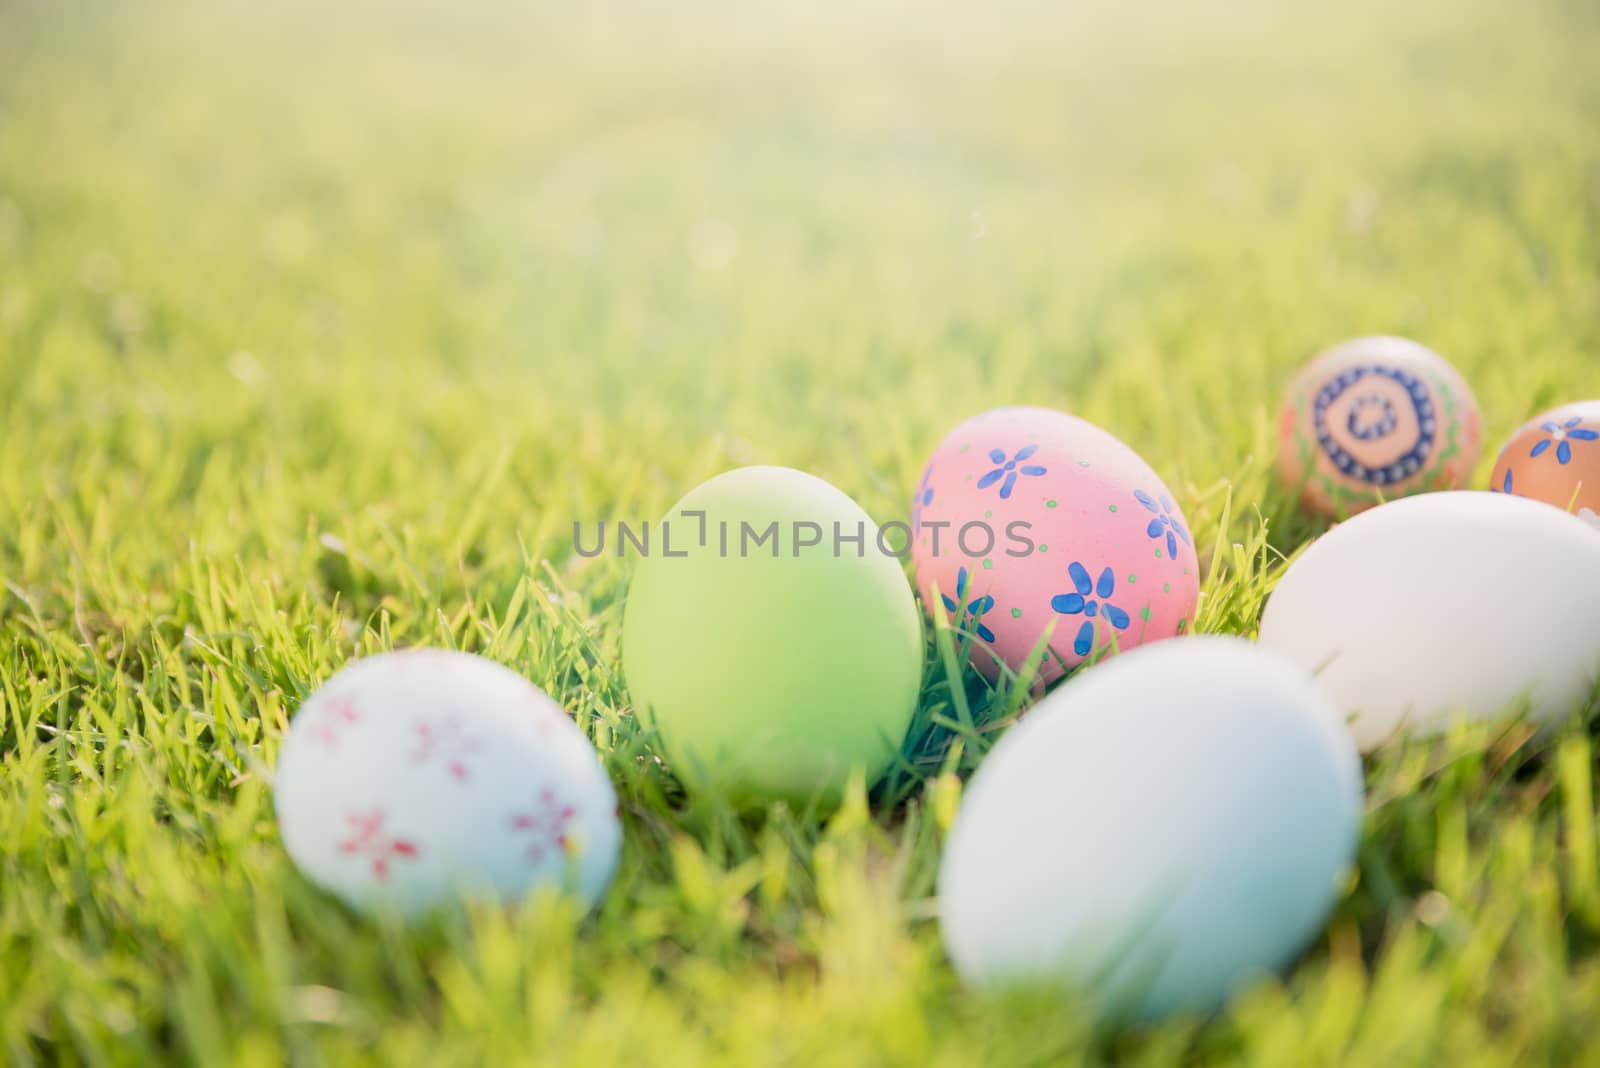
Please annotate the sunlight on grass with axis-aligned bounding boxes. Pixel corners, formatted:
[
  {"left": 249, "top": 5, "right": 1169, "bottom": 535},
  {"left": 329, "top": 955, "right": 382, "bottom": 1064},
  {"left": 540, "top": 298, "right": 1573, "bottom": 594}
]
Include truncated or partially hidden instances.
[{"left": 2, "top": 0, "right": 1599, "bottom": 1062}]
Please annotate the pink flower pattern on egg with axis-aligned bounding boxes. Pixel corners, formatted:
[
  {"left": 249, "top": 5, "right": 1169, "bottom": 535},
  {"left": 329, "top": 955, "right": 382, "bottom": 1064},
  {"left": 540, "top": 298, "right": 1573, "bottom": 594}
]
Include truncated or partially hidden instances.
[{"left": 911, "top": 407, "right": 1200, "bottom": 685}]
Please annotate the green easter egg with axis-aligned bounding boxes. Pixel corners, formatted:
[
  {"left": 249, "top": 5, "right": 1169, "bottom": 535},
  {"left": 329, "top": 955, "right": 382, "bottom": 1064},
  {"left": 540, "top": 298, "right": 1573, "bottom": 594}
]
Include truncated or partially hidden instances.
[{"left": 621, "top": 466, "right": 923, "bottom": 806}]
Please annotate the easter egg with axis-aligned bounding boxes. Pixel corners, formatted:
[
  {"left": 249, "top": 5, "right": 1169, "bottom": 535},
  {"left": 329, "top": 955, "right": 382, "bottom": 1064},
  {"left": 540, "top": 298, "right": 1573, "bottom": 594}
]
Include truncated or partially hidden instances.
[
  {"left": 911, "top": 406, "right": 1199, "bottom": 685},
  {"left": 622, "top": 466, "right": 923, "bottom": 805},
  {"left": 1259, "top": 492, "right": 1600, "bottom": 750},
  {"left": 1276, "top": 336, "right": 1482, "bottom": 517},
  {"left": 274, "top": 650, "right": 621, "bottom": 917},
  {"left": 939, "top": 637, "right": 1362, "bottom": 1020},
  {"left": 1490, "top": 400, "right": 1600, "bottom": 520}
]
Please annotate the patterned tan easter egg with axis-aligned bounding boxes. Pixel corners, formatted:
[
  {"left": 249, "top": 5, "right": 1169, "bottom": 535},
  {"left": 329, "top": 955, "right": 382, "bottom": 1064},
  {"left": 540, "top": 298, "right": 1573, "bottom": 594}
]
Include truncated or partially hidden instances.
[
  {"left": 1490, "top": 400, "right": 1600, "bottom": 518},
  {"left": 1276, "top": 336, "right": 1482, "bottom": 518}
]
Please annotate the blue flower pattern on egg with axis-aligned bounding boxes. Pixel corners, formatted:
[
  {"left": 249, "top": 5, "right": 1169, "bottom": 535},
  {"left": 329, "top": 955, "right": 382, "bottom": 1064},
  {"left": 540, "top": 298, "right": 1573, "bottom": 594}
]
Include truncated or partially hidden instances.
[
  {"left": 1529, "top": 417, "right": 1598, "bottom": 466},
  {"left": 912, "top": 464, "right": 935, "bottom": 535},
  {"left": 976, "top": 445, "right": 1047, "bottom": 500},
  {"left": 1497, "top": 467, "right": 1514, "bottom": 494},
  {"left": 1050, "top": 562, "right": 1132, "bottom": 656},
  {"left": 941, "top": 566, "right": 996, "bottom": 643},
  {"left": 1134, "top": 489, "right": 1191, "bottom": 560}
]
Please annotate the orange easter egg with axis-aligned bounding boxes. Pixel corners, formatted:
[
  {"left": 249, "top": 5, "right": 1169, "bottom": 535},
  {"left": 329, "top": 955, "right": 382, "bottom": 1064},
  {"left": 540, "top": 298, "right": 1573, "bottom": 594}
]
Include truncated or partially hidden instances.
[
  {"left": 1276, "top": 336, "right": 1482, "bottom": 518},
  {"left": 1490, "top": 401, "right": 1600, "bottom": 521}
]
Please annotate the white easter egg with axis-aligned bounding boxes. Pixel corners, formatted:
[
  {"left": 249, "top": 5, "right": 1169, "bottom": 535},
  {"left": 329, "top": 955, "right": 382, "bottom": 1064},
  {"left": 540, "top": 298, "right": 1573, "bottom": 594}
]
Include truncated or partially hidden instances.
[
  {"left": 274, "top": 649, "right": 621, "bottom": 916},
  {"left": 938, "top": 637, "right": 1362, "bottom": 1019},
  {"left": 1259, "top": 491, "right": 1600, "bottom": 750}
]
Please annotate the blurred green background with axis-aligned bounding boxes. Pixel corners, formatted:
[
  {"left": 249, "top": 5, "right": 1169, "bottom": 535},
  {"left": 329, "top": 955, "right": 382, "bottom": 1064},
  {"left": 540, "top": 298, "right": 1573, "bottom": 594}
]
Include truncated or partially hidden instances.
[
  {"left": 5, "top": 0, "right": 1597, "bottom": 568},
  {"left": 3, "top": 0, "right": 1600, "bottom": 1063}
]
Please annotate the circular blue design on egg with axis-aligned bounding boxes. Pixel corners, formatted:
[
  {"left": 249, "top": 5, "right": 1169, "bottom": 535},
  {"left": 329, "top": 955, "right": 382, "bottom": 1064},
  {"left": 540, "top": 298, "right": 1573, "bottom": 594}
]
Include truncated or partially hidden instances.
[
  {"left": 1346, "top": 394, "right": 1398, "bottom": 440},
  {"left": 1312, "top": 366, "right": 1435, "bottom": 487}
]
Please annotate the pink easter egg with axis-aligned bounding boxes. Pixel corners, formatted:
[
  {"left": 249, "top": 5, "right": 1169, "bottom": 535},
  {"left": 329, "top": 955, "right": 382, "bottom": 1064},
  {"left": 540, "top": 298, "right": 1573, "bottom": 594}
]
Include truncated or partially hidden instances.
[{"left": 911, "top": 407, "right": 1201, "bottom": 685}]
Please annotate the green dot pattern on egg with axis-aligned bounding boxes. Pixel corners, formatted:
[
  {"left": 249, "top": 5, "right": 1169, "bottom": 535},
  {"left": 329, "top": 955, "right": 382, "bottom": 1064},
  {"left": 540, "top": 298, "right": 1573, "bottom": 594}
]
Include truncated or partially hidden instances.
[{"left": 907, "top": 404, "right": 1205, "bottom": 690}]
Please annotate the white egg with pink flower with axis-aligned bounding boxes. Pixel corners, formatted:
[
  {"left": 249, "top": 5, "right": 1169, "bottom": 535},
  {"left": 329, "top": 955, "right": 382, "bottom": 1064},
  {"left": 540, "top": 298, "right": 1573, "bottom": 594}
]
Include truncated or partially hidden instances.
[{"left": 273, "top": 649, "right": 621, "bottom": 917}]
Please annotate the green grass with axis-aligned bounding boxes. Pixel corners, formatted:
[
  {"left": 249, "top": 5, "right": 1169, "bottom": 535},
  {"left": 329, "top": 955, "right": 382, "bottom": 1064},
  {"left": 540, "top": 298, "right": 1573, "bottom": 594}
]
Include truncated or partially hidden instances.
[{"left": 3, "top": 0, "right": 1600, "bottom": 1062}]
